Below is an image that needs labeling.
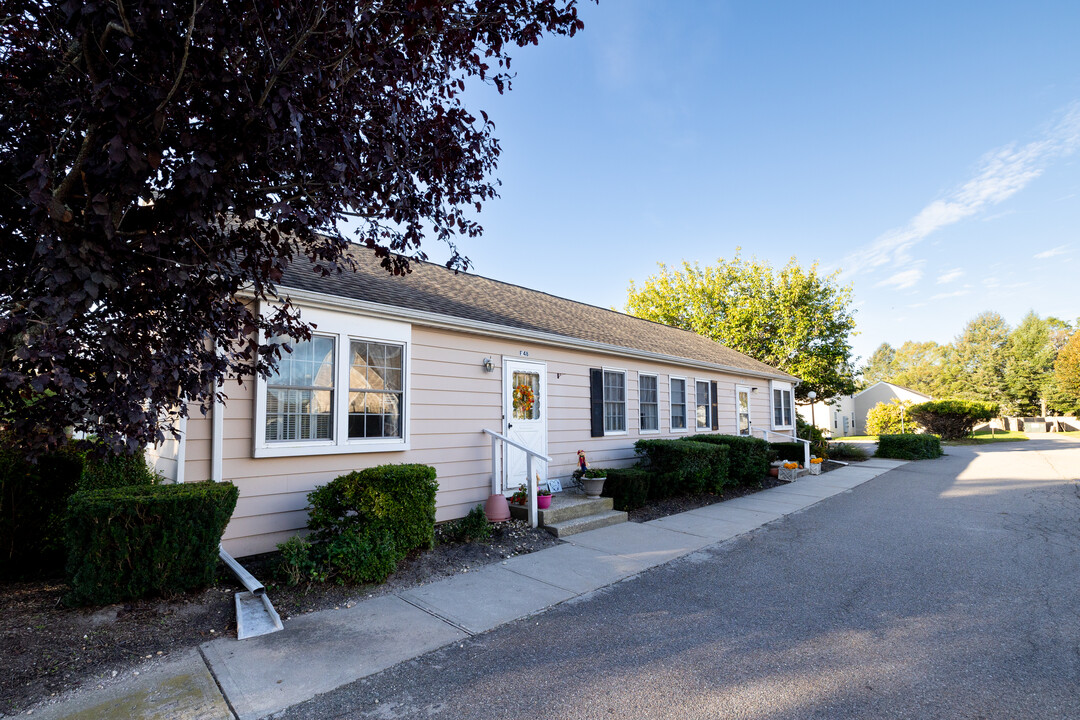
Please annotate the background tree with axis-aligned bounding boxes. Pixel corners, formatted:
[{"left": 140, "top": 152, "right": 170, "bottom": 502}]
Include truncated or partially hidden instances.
[
  {"left": 1054, "top": 329, "right": 1080, "bottom": 411},
  {"left": 890, "top": 341, "right": 954, "bottom": 398},
  {"left": 625, "top": 252, "right": 858, "bottom": 401},
  {"left": 0, "top": 0, "right": 588, "bottom": 454},
  {"left": 858, "top": 343, "right": 895, "bottom": 388},
  {"left": 1003, "top": 312, "right": 1056, "bottom": 416},
  {"left": 950, "top": 312, "right": 1011, "bottom": 405}
]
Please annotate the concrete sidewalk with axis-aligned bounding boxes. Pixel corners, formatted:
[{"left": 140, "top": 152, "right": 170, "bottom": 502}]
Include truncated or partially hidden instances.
[{"left": 21, "top": 459, "right": 905, "bottom": 720}]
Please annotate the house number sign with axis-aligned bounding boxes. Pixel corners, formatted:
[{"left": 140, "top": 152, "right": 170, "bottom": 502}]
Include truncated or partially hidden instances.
[{"left": 519, "top": 350, "right": 529, "bottom": 357}]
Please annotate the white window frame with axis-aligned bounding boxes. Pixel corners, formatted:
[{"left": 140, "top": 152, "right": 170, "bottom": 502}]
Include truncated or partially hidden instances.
[
  {"left": 602, "top": 367, "right": 628, "bottom": 435},
  {"left": 695, "top": 378, "right": 711, "bottom": 431},
  {"left": 770, "top": 380, "right": 794, "bottom": 431},
  {"left": 638, "top": 372, "right": 660, "bottom": 435},
  {"left": 669, "top": 376, "right": 688, "bottom": 433},
  {"left": 254, "top": 306, "right": 412, "bottom": 458}
]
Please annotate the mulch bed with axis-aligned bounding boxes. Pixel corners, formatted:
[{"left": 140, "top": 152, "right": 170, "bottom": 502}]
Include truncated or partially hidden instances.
[{"left": 0, "top": 459, "right": 854, "bottom": 714}]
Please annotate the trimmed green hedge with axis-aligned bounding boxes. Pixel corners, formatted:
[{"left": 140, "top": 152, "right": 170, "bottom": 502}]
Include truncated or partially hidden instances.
[
  {"left": 0, "top": 444, "right": 84, "bottom": 579},
  {"left": 634, "top": 439, "right": 729, "bottom": 497},
  {"left": 80, "top": 446, "right": 161, "bottom": 491},
  {"left": 769, "top": 442, "right": 804, "bottom": 463},
  {"left": 908, "top": 399, "right": 999, "bottom": 440},
  {"left": 64, "top": 482, "right": 238, "bottom": 606},
  {"left": 600, "top": 467, "right": 651, "bottom": 511},
  {"left": 686, "top": 435, "right": 770, "bottom": 486},
  {"left": 306, "top": 464, "right": 438, "bottom": 584},
  {"left": 876, "top": 434, "right": 943, "bottom": 460}
]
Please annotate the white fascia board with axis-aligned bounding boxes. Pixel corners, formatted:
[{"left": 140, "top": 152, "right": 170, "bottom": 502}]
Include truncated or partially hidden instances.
[{"left": 259, "top": 286, "right": 799, "bottom": 384}]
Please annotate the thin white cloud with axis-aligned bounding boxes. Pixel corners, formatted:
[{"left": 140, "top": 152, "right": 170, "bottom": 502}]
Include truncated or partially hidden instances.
[
  {"left": 936, "top": 268, "right": 964, "bottom": 284},
  {"left": 843, "top": 102, "right": 1080, "bottom": 277},
  {"left": 930, "top": 289, "right": 971, "bottom": 300},
  {"left": 875, "top": 268, "right": 923, "bottom": 289},
  {"left": 1034, "top": 244, "right": 1071, "bottom": 259}
]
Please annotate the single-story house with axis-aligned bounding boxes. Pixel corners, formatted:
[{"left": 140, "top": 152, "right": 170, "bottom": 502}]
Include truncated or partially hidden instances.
[
  {"left": 799, "top": 381, "right": 931, "bottom": 437},
  {"left": 150, "top": 246, "right": 801, "bottom": 557}
]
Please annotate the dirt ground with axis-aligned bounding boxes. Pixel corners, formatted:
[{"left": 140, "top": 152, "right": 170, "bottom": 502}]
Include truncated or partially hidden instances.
[{"left": 0, "top": 463, "right": 848, "bottom": 715}]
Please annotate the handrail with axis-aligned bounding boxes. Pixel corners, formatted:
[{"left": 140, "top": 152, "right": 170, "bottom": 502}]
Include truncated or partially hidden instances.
[
  {"left": 751, "top": 427, "right": 812, "bottom": 469},
  {"left": 483, "top": 429, "right": 552, "bottom": 528}
]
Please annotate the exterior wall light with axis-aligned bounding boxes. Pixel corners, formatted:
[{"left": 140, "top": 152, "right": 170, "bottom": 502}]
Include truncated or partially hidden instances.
[{"left": 482, "top": 357, "right": 494, "bottom": 373}]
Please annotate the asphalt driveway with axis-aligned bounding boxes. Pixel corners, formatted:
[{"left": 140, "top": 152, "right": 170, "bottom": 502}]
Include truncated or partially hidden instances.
[{"left": 278, "top": 437, "right": 1080, "bottom": 720}]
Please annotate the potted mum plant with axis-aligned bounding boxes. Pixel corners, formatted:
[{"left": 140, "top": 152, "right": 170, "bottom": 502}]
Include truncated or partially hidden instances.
[{"left": 579, "top": 468, "right": 606, "bottom": 498}]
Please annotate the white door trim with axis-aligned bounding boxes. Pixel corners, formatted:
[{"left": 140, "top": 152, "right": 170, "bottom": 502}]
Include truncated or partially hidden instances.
[{"left": 736, "top": 385, "right": 752, "bottom": 436}]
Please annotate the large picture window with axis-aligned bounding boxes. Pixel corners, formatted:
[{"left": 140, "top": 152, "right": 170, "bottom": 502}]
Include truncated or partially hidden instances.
[
  {"left": 670, "top": 377, "right": 687, "bottom": 430},
  {"left": 603, "top": 369, "right": 627, "bottom": 433},
  {"left": 639, "top": 374, "right": 659, "bottom": 432},
  {"left": 265, "top": 336, "right": 335, "bottom": 442},
  {"left": 254, "top": 306, "right": 411, "bottom": 457},
  {"left": 348, "top": 341, "right": 404, "bottom": 439}
]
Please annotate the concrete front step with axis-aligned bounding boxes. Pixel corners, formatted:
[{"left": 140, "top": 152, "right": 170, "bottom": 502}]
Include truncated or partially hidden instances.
[
  {"left": 544, "top": 509, "right": 627, "bottom": 538},
  {"left": 508, "top": 493, "right": 614, "bottom": 526}
]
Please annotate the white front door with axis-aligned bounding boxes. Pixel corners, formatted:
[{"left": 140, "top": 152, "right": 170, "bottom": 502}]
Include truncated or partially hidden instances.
[
  {"left": 503, "top": 359, "right": 548, "bottom": 493},
  {"left": 736, "top": 385, "right": 752, "bottom": 436}
]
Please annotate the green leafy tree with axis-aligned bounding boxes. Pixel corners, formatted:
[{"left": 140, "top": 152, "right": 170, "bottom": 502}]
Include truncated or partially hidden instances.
[
  {"left": 1003, "top": 312, "right": 1056, "bottom": 416},
  {"left": 950, "top": 312, "right": 1011, "bottom": 404},
  {"left": 1054, "top": 330, "right": 1080, "bottom": 411},
  {"left": 625, "top": 252, "right": 857, "bottom": 401},
  {"left": 859, "top": 343, "right": 896, "bottom": 388},
  {"left": 891, "top": 341, "right": 955, "bottom": 398}
]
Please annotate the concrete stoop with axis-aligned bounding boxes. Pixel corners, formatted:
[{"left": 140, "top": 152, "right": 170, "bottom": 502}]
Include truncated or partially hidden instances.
[{"left": 508, "top": 491, "right": 628, "bottom": 537}]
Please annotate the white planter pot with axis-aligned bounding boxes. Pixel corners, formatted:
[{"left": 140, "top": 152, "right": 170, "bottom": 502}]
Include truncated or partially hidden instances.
[
  {"left": 582, "top": 476, "right": 606, "bottom": 498},
  {"left": 808, "top": 463, "right": 822, "bottom": 475},
  {"left": 778, "top": 466, "right": 799, "bottom": 482}
]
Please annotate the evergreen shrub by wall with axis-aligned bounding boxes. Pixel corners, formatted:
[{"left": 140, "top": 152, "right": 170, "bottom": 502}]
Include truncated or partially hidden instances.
[
  {"left": 634, "top": 439, "right": 729, "bottom": 497},
  {"left": 600, "top": 467, "right": 651, "bottom": 511},
  {"left": 0, "top": 442, "right": 84, "bottom": 579},
  {"left": 306, "top": 464, "right": 438, "bottom": 584},
  {"left": 685, "top": 435, "right": 769, "bottom": 485},
  {"left": 769, "top": 442, "right": 805, "bottom": 463},
  {"left": 64, "top": 481, "right": 238, "bottom": 606},
  {"left": 80, "top": 445, "right": 161, "bottom": 491},
  {"left": 875, "top": 434, "right": 943, "bottom": 460}
]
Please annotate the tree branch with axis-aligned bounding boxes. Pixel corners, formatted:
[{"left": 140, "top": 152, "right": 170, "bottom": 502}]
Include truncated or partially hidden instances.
[{"left": 155, "top": 0, "right": 200, "bottom": 117}]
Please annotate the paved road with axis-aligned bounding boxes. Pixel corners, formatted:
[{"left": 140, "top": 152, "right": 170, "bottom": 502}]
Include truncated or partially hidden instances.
[{"left": 278, "top": 438, "right": 1080, "bottom": 720}]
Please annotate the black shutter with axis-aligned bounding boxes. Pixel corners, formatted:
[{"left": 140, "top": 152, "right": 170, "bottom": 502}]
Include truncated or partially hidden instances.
[
  {"left": 590, "top": 369, "right": 605, "bottom": 437},
  {"left": 711, "top": 381, "right": 719, "bottom": 431}
]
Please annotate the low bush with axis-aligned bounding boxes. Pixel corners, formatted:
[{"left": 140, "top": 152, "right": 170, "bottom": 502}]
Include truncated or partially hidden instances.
[
  {"left": 276, "top": 535, "right": 326, "bottom": 586},
  {"left": 876, "top": 434, "right": 943, "bottom": 460},
  {"left": 601, "top": 467, "right": 651, "bottom": 511},
  {"left": 444, "top": 504, "right": 492, "bottom": 543},
  {"left": 0, "top": 441, "right": 85, "bottom": 579},
  {"left": 80, "top": 445, "right": 162, "bottom": 491},
  {"left": 634, "top": 439, "right": 728, "bottom": 497},
  {"left": 686, "top": 435, "right": 770, "bottom": 485},
  {"left": 64, "top": 481, "right": 238, "bottom": 606},
  {"left": 796, "top": 417, "right": 829, "bottom": 459},
  {"left": 865, "top": 399, "right": 917, "bottom": 436},
  {"left": 908, "top": 399, "right": 999, "bottom": 440},
  {"left": 828, "top": 442, "right": 870, "bottom": 461},
  {"left": 306, "top": 464, "right": 438, "bottom": 584},
  {"left": 769, "top": 442, "right": 805, "bottom": 463}
]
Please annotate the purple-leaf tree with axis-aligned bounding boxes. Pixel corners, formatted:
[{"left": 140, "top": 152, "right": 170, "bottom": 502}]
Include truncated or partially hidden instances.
[{"left": 0, "top": 0, "right": 588, "bottom": 455}]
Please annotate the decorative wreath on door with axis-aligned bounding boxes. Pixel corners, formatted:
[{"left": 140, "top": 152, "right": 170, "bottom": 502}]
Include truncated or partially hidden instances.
[{"left": 513, "top": 383, "right": 536, "bottom": 416}]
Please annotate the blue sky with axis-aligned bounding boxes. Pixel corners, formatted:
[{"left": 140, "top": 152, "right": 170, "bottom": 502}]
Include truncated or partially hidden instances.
[{"left": 422, "top": 1, "right": 1080, "bottom": 364}]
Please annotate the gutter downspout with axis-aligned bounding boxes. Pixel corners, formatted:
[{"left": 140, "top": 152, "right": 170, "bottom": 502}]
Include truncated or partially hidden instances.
[{"left": 209, "top": 387, "right": 283, "bottom": 638}]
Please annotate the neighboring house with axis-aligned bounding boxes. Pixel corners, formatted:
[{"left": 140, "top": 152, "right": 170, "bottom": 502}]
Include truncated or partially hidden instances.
[
  {"left": 151, "top": 246, "right": 800, "bottom": 557},
  {"left": 800, "top": 381, "right": 931, "bottom": 437}
]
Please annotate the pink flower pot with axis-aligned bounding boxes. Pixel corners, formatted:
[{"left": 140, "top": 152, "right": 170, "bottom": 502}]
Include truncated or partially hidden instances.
[{"left": 537, "top": 495, "right": 552, "bottom": 509}]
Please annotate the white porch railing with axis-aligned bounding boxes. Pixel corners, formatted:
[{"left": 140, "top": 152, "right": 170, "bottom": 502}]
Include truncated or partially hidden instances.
[
  {"left": 482, "top": 429, "right": 551, "bottom": 528},
  {"left": 751, "top": 427, "right": 812, "bottom": 470}
]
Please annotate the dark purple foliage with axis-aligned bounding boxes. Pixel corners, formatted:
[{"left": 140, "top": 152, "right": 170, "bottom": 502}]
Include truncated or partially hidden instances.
[{"left": 0, "top": 0, "right": 588, "bottom": 455}]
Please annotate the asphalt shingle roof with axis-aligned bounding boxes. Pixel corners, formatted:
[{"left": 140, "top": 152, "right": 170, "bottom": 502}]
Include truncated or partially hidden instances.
[{"left": 280, "top": 245, "right": 797, "bottom": 381}]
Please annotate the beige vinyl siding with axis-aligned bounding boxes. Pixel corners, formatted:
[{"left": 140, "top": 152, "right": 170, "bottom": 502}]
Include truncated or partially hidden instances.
[{"left": 184, "top": 322, "right": 792, "bottom": 557}]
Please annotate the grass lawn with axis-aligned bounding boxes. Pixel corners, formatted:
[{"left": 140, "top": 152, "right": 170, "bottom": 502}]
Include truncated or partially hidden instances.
[
  {"left": 943, "top": 429, "right": 1029, "bottom": 446},
  {"left": 1057, "top": 431, "right": 1080, "bottom": 438},
  {"left": 833, "top": 435, "right": 878, "bottom": 442}
]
